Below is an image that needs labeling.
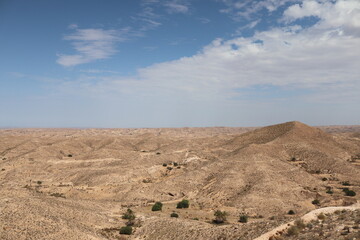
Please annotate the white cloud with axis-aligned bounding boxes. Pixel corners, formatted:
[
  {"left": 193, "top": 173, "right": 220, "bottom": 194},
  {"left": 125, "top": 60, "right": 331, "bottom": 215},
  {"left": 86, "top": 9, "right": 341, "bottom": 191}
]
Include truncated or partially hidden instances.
[
  {"left": 57, "top": 28, "right": 125, "bottom": 67},
  {"left": 58, "top": 0, "right": 360, "bottom": 104},
  {"left": 284, "top": 0, "right": 360, "bottom": 35}
]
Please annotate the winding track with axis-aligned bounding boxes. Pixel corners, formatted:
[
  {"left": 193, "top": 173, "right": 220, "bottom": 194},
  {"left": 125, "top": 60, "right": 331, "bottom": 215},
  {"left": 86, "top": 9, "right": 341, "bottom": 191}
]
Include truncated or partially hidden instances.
[{"left": 253, "top": 202, "right": 360, "bottom": 240}]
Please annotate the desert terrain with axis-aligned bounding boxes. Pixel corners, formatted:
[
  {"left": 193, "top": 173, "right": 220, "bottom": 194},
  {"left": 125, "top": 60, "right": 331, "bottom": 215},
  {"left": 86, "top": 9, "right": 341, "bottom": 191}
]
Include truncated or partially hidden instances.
[{"left": 0, "top": 121, "right": 359, "bottom": 240}]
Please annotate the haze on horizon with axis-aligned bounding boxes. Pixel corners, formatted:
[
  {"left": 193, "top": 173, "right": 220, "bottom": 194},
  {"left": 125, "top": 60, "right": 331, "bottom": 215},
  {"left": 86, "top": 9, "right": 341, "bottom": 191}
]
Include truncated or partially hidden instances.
[{"left": 0, "top": 0, "right": 359, "bottom": 128}]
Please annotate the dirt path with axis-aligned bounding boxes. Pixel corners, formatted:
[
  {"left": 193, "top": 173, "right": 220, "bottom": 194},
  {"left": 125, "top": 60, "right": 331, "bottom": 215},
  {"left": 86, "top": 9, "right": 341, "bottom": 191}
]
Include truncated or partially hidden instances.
[{"left": 253, "top": 203, "right": 360, "bottom": 240}]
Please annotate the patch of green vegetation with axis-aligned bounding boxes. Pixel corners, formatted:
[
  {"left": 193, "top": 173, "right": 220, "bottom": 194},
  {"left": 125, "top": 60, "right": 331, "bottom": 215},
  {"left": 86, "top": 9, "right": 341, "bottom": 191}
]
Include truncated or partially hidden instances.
[
  {"left": 288, "top": 210, "right": 295, "bottom": 215},
  {"left": 119, "top": 226, "right": 132, "bottom": 235},
  {"left": 170, "top": 212, "right": 179, "bottom": 218},
  {"left": 176, "top": 199, "right": 189, "bottom": 209},
  {"left": 151, "top": 202, "right": 163, "bottom": 211},
  {"left": 239, "top": 215, "right": 248, "bottom": 223},
  {"left": 213, "top": 210, "right": 228, "bottom": 224}
]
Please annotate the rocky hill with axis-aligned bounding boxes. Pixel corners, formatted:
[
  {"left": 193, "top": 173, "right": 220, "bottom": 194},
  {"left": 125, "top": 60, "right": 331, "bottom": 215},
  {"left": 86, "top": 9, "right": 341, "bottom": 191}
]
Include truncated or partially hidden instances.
[{"left": 0, "top": 122, "right": 359, "bottom": 239}]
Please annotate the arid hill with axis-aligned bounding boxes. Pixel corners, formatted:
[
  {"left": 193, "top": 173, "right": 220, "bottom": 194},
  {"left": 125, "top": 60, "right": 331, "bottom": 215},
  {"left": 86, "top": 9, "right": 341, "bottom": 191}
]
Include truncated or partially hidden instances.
[{"left": 0, "top": 121, "right": 359, "bottom": 240}]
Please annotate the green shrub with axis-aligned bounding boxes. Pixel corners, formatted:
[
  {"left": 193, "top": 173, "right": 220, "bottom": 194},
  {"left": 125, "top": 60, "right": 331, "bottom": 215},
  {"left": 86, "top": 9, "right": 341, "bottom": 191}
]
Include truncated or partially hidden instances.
[
  {"left": 239, "top": 215, "right": 248, "bottom": 223},
  {"left": 162, "top": 163, "right": 167, "bottom": 167},
  {"left": 119, "top": 226, "right": 132, "bottom": 235},
  {"left": 312, "top": 199, "right": 320, "bottom": 205},
  {"left": 122, "top": 208, "right": 135, "bottom": 225},
  {"left": 342, "top": 188, "right": 356, "bottom": 196},
  {"left": 342, "top": 181, "right": 351, "bottom": 186},
  {"left": 288, "top": 210, "right": 295, "bottom": 215},
  {"left": 151, "top": 202, "right": 163, "bottom": 211},
  {"left": 176, "top": 199, "right": 189, "bottom": 209},
  {"left": 345, "top": 190, "right": 356, "bottom": 196},
  {"left": 213, "top": 210, "right": 228, "bottom": 224},
  {"left": 322, "top": 177, "right": 328, "bottom": 181},
  {"left": 173, "top": 162, "right": 178, "bottom": 166},
  {"left": 170, "top": 212, "right": 179, "bottom": 218},
  {"left": 326, "top": 189, "right": 333, "bottom": 194}
]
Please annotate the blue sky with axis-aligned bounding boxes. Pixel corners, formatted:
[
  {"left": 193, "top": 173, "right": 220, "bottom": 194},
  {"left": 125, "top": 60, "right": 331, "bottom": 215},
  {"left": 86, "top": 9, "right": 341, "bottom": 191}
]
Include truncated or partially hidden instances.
[{"left": 0, "top": 0, "right": 359, "bottom": 128}]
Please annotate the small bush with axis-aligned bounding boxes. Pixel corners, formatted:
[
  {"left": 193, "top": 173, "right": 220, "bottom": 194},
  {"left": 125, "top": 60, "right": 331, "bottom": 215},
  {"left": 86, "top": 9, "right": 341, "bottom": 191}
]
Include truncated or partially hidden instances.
[
  {"left": 213, "top": 210, "right": 228, "bottom": 224},
  {"left": 326, "top": 189, "right": 333, "bottom": 194},
  {"left": 322, "top": 177, "right": 328, "bottom": 181},
  {"left": 239, "top": 215, "right": 248, "bottom": 223},
  {"left": 162, "top": 163, "right": 167, "bottom": 167},
  {"left": 342, "top": 181, "right": 351, "bottom": 186},
  {"left": 122, "top": 208, "right": 135, "bottom": 225},
  {"left": 167, "top": 166, "right": 173, "bottom": 171},
  {"left": 152, "top": 202, "right": 163, "bottom": 211},
  {"left": 287, "top": 226, "right": 299, "bottom": 236},
  {"left": 345, "top": 190, "right": 356, "bottom": 196},
  {"left": 342, "top": 188, "right": 356, "bottom": 196},
  {"left": 119, "top": 226, "right": 132, "bottom": 235},
  {"left": 37, "top": 181, "right": 42, "bottom": 185},
  {"left": 173, "top": 162, "right": 178, "bottom": 166},
  {"left": 176, "top": 199, "right": 189, "bottom": 209},
  {"left": 170, "top": 212, "right": 179, "bottom": 218},
  {"left": 312, "top": 199, "right": 320, "bottom": 205},
  {"left": 288, "top": 210, "right": 295, "bottom": 215}
]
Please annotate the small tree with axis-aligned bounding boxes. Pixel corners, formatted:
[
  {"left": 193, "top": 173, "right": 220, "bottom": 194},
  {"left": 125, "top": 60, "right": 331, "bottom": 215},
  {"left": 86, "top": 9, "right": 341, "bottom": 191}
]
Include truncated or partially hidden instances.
[
  {"left": 122, "top": 208, "right": 136, "bottom": 226},
  {"left": 213, "top": 210, "right": 228, "bottom": 224},
  {"left": 152, "top": 202, "right": 163, "bottom": 211},
  {"left": 119, "top": 226, "right": 132, "bottom": 235},
  {"left": 239, "top": 215, "right": 248, "bottom": 223},
  {"left": 170, "top": 212, "right": 179, "bottom": 218},
  {"left": 288, "top": 210, "right": 295, "bottom": 215},
  {"left": 176, "top": 199, "right": 189, "bottom": 209}
]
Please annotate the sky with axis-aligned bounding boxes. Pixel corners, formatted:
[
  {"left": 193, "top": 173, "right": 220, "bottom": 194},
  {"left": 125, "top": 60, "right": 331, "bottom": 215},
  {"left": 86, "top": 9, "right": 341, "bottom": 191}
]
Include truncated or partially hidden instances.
[{"left": 0, "top": 0, "right": 359, "bottom": 128}]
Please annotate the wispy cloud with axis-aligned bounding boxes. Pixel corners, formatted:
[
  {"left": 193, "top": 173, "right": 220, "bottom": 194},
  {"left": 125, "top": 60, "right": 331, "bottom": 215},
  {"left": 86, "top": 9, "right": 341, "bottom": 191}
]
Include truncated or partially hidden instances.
[
  {"left": 164, "top": 1, "right": 189, "bottom": 14},
  {"left": 57, "top": 27, "right": 127, "bottom": 67},
  {"left": 219, "top": 0, "right": 298, "bottom": 20}
]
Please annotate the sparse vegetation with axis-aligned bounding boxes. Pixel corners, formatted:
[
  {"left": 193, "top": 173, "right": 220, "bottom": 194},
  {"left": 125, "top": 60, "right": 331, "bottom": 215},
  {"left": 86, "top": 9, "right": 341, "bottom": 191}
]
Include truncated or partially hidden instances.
[
  {"left": 345, "top": 189, "right": 356, "bottom": 196},
  {"left": 37, "top": 181, "right": 42, "bottom": 185},
  {"left": 151, "top": 202, "right": 163, "bottom": 211},
  {"left": 122, "top": 208, "right": 136, "bottom": 226},
  {"left": 326, "top": 189, "right": 333, "bottom": 194},
  {"left": 173, "top": 162, "right": 178, "bottom": 166},
  {"left": 176, "top": 199, "right": 189, "bottom": 209},
  {"left": 322, "top": 177, "right": 328, "bottom": 181},
  {"left": 170, "top": 212, "right": 179, "bottom": 218},
  {"left": 239, "top": 215, "right": 248, "bottom": 223},
  {"left": 342, "top": 181, "right": 351, "bottom": 186},
  {"left": 213, "top": 210, "right": 228, "bottom": 224},
  {"left": 119, "top": 226, "right": 132, "bottom": 235},
  {"left": 162, "top": 163, "right": 167, "bottom": 167},
  {"left": 312, "top": 199, "right": 320, "bottom": 205},
  {"left": 49, "top": 193, "right": 65, "bottom": 198},
  {"left": 288, "top": 210, "right": 295, "bottom": 215}
]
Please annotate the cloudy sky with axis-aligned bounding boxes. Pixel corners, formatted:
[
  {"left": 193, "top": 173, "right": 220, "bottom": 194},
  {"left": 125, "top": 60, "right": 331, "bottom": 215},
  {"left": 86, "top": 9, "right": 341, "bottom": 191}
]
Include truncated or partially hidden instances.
[{"left": 0, "top": 0, "right": 359, "bottom": 127}]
